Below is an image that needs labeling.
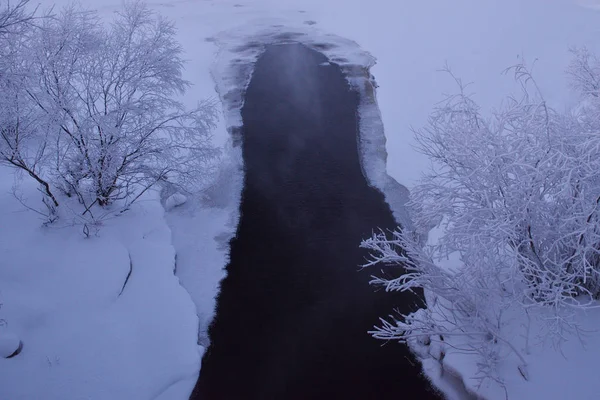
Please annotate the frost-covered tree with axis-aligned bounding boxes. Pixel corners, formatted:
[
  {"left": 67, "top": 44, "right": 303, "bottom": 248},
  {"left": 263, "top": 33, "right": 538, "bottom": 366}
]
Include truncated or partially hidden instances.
[
  {"left": 0, "top": 1, "right": 217, "bottom": 220},
  {"left": 26, "top": 1, "right": 218, "bottom": 208},
  {"left": 0, "top": 0, "right": 35, "bottom": 36},
  {"left": 0, "top": 1, "right": 58, "bottom": 212},
  {"left": 363, "top": 52, "right": 600, "bottom": 383}
]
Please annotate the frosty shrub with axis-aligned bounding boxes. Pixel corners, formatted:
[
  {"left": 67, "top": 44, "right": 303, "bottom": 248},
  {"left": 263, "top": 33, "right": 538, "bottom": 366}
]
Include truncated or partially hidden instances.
[
  {"left": 363, "top": 52, "right": 600, "bottom": 382},
  {"left": 0, "top": 0, "right": 217, "bottom": 221},
  {"left": 0, "top": 1, "right": 58, "bottom": 211}
]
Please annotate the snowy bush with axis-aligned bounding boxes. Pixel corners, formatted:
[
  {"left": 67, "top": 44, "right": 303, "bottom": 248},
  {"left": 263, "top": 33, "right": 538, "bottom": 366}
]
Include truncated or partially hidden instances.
[
  {"left": 0, "top": 0, "right": 218, "bottom": 221},
  {"left": 0, "top": 1, "right": 58, "bottom": 214},
  {"left": 363, "top": 54, "right": 600, "bottom": 383}
]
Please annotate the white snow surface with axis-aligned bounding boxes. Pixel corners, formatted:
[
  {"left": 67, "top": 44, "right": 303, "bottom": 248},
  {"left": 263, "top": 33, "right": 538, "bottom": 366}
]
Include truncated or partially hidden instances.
[
  {"left": 0, "top": 331, "right": 20, "bottom": 358},
  {"left": 165, "top": 193, "right": 188, "bottom": 211},
  {"left": 2, "top": 0, "right": 600, "bottom": 399},
  {"left": 165, "top": 150, "right": 243, "bottom": 347},
  {"left": 0, "top": 172, "right": 202, "bottom": 399}
]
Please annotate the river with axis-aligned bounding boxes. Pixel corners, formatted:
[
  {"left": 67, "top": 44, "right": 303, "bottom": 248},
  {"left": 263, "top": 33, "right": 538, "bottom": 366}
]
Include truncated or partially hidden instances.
[{"left": 192, "top": 43, "right": 440, "bottom": 400}]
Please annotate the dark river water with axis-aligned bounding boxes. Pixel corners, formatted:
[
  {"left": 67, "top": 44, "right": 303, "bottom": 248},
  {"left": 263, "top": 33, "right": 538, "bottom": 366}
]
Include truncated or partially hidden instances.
[{"left": 191, "top": 43, "right": 440, "bottom": 400}]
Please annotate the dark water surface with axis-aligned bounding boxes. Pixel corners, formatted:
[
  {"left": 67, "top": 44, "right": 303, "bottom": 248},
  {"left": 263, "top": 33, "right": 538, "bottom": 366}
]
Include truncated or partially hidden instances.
[{"left": 192, "top": 43, "right": 440, "bottom": 400}]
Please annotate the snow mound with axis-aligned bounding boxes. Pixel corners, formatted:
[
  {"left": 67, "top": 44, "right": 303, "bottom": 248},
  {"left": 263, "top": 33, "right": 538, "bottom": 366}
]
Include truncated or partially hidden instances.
[
  {"left": 0, "top": 331, "right": 21, "bottom": 358},
  {"left": 166, "top": 192, "right": 188, "bottom": 210}
]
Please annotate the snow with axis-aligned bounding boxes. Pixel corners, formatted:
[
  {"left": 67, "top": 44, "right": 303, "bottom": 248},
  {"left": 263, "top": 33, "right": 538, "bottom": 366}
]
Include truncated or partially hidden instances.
[
  {"left": 165, "top": 152, "right": 243, "bottom": 346},
  {"left": 420, "top": 292, "right": 600, "bottom": 400},
  {"left": 165, "top": 193, "right": 188, "bottom": 211},
  {"left": 0, "top": 331, "right": 20, "bottom": 358},
  {"left": 576, "top": 0, "right": 600, "bottom": 9},
  {"left": 2, "top": 0, "right": 600, "bottom": 398},
  {"left": 0, "top": 172, "right": 202, "bottom": 399}
]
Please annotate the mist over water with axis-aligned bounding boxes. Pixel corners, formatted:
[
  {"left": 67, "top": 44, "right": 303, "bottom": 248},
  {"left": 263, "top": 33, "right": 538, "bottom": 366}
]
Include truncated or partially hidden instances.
[{"left": 193, "top": 43, "right": 439, "bottom": 400}]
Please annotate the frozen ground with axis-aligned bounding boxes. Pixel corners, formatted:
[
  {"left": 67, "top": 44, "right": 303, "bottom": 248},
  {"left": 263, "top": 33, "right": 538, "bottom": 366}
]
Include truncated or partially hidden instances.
[
  {"left": 0, "top": 171, "right": 201, "bottom": 399},
  {"left": 2, "top": 0, "right": 600, "bottom": 399}
]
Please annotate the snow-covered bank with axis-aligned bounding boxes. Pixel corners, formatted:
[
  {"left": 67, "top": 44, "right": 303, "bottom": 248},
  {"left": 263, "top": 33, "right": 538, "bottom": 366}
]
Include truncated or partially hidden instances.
[
  {"left": 0, "top": 171, "right": 201, "bottom": 399},
  {"left": 165, "top": 151, "right": 243, "bottom": 346}
]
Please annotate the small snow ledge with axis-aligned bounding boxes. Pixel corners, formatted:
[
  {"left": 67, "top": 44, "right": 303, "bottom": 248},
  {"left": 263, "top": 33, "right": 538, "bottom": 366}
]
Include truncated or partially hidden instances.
[{"left": 164, "top": 151, "right": 242, "bottom": 347}]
